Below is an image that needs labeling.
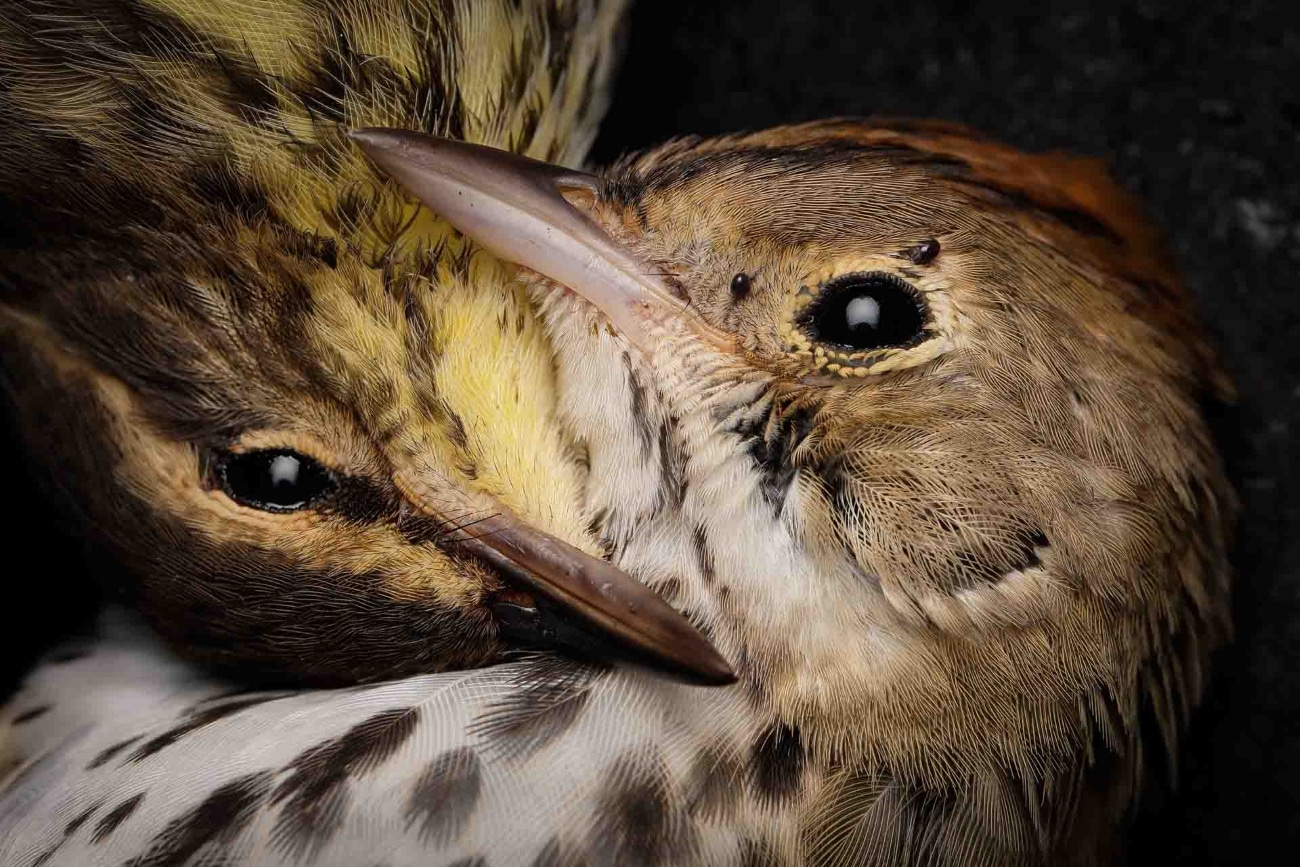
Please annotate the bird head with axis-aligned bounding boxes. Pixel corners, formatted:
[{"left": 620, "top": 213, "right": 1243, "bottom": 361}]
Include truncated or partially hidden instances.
[
  {"left": 0, "top": 0, "right": 735, "bottom": 687},
  {"left": 356, "top": 120, "right": 1233, "bottom": 782}
]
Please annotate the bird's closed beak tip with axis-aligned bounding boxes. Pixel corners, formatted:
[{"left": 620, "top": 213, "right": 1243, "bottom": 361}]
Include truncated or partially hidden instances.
[
  {"left": 391, "top": 462, "right": 734, "bottom": 688},
  {"left": 460, "top": 511, "right": 737, "bottom": 686}
]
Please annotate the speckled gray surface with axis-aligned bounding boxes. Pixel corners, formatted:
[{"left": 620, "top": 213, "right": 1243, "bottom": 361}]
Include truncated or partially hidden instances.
[{"left": 589, "top": 0, "right": 1298, "bottom": 861}]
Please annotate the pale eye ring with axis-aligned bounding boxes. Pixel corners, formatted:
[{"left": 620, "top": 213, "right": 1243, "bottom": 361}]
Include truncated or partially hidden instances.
[{"left": 799, "top": 272, "right": 929, "bottom": 352}]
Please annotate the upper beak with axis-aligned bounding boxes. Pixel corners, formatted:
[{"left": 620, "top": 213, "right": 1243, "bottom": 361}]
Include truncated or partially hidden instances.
[
  {"left": 358, "top": 131, "right": 735, "bottom": 686},
  {"left": 349, "top": 128, "right": 728, "bottom": 352}
]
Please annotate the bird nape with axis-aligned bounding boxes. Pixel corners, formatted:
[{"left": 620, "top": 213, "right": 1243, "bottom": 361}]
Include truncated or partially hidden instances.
[{"left": 1, "top": 119, "right": 1232, "bottom": 865}]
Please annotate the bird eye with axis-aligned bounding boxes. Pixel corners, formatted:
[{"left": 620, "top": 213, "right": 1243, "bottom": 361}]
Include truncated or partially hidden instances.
[
  {"left": 799, "top": 272, "right": 928, "bottom": 351},
  {"left": 215, "top": 449, "right": 336, "bottom": 512},
  {"left": 730, "top": 272, "right": 752, "bottom": 300}
]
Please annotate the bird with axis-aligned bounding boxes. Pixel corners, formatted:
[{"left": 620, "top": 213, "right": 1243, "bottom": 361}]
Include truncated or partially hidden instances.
[
  {"left": 0, "top": 0, "right": 742, "bottom": 690},
  {"left": 1, "top": 111, "right": 1233, "bottom": 864}
]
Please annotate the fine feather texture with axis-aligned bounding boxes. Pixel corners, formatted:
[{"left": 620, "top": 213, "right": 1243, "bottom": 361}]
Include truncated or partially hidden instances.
[
  {"left": 1, "top": 610, "right": 775, "bottom": 867},
  {"left": 3, "top": 121, "right": 1232, "bottom": 864},
  {"left": 0, "top": 0, "right": 631, "bottom": 684},
  {"left": 0, "top": 0, "right": 1234, "bottom": 863}
]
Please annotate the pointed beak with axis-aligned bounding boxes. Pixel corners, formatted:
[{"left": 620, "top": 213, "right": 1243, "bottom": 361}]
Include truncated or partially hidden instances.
[
  {"left": 392, "top": 470, "right": 734, "bottom": 686},
  {"left": 470, "top": 509, "right": 736, "bottom": 686},
  {"left": 349, "top": 128, "right": 724, "bottom": 351},
  {"left": 358, "top": 134, "right": 737, "bottom": 685}
]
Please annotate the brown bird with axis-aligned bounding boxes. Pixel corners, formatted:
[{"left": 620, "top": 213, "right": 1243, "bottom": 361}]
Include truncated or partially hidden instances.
[
  {"left": 0, "top": 0, "right": 736, "bottom": 688},
  {"left": 1, "top": 117, "right": 1232, "bottom": 865}
]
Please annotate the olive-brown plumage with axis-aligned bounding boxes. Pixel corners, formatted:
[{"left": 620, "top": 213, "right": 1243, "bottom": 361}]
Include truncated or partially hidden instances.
[
  {"left": 0, "top": 2, "right": 1233, "bottom": 863},
  {"left": 352, "top": 119, "right": 1235, "bottom": 863},
  {"left": 0, "top": 0, "right": 739, "bottom": 689}
]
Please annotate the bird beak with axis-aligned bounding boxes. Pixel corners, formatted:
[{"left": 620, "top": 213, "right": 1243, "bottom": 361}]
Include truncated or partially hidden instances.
[
  {"left": 461, "top": 506, "right": 734, "bottom": 686},
  {"left": 392, "top": 470, "right": 734, "bottom": 686},
  {"left": 354, "top": 131, "right": 734, "bottom": 685},
  {"left": 350, "top": 129, "right": 730, "bottom": 353}
]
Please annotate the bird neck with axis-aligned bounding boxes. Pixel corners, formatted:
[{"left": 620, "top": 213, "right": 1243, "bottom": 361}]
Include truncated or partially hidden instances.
[
  {"left": 540, "top": 292, "right": 891, "bottom": 740},
  {"left": 538, "top": 291, "right": 1146, "bottom": 862}
]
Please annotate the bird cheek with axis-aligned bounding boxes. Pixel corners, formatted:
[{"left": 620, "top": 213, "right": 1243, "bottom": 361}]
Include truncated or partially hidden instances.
[{"left": 377, "top": 552, "right": 499, "bottom": 611}]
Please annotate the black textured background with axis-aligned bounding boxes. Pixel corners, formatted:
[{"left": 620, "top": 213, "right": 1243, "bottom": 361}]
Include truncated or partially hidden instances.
[
  {"left": 588, "top": 0, "right": 1298, "bottom": 862},
  {"left": 2, "top": 0, "right": 1295, "bottom": 862}
]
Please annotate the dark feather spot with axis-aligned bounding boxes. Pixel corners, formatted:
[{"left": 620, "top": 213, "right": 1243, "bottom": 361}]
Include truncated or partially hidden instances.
[
  {"left": 447, "top": 858, "right": 487, "bottom": 867},
  {"left": 187, "top": 159, "right": 272, "bottom": 223},
  {"left": 91, "top": 793, "right": 144, "bottom": 843},
  {"left": 28, "top": 846, "right": 58, "bottom": 867},
  {"left": 738, "top": 405, "right": 818, "bottom": 515},
  {"left": 655, "top": 577, "right": 684, "bottom": 604},
  {"left": 404, "top": 747, "right": 482, "bottom": 846},
  {"left": 623, "top": 352, "right": 657, "bottom": 459},
  {"left": 291, "top": 23, "right": 353, "bottom": 125},
  {"left": 128, "top": 695, "right": 270, "bottom": 763},
  {"left": 750, "top": 723, "right": 804, "bottom": 805},
  {"left": 590, "top": 750, "right": 698, "bottom": 867},
  {"left": 278, "top": 231, "right": 340, "bottom": 269},
  {"left": 87, "top": 735, "right": 143, "bottom": 770},
  {"left": 691, "top": 526, "right": 717, "bottom": 587},
  {"left": 11, "top": 705, "right": 51, "bottom": 724},
  {"left": 446, "top": 411, "right": 469, "bottom": 449},
  {"left": 471, "top": 658, "right": 600, "bottom": 761},
  {"left": 655, "top": 420, "right": 687, "bottom": 511},
  {"left": 65, "top": 802, "right": 102, "bottom": 837},
  {"left": 125, "top": 771, "right": 272, "bottom": 867},
  {"left": 271, "top": 707, "right": 420, "bottom": 859},
  {"left": 209, "top": 48, "right": 279, "bottom": 123},
  {"left": 25, "top": 799, "right": 105, "bottom": 867}
]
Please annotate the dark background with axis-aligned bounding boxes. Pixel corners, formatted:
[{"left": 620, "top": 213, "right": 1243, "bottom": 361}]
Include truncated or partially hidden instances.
[
  {"left": 3, "top": 0, "right": 1296, "bottom": 862},
  {"left": 588, "top": 0, "right": 1299, "bottom": 862}
]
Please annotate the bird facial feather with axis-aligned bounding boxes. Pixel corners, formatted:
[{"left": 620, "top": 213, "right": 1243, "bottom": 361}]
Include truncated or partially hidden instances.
[{"left": 364, "top": 121, "right": 1232, "bottom": 784}]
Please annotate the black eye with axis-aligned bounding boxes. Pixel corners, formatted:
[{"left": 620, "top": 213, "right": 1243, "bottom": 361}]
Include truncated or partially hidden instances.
[
  {"left": 799, "top": 272, "right": 928, "bottom": 352},
  {"left": 730, "top": 272, "right": 752, "bottom": 300},
  {"left": 216, "top": 449, "right": 336, "bottom": 512}
]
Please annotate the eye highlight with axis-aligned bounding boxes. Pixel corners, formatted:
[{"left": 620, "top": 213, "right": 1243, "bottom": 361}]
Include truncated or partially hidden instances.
[
  {"left": 799, "top": 272, "right": 928, "bottom": 352},
  {"left": 216, "top": 449, "right": 336, "bottom": 512}
]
